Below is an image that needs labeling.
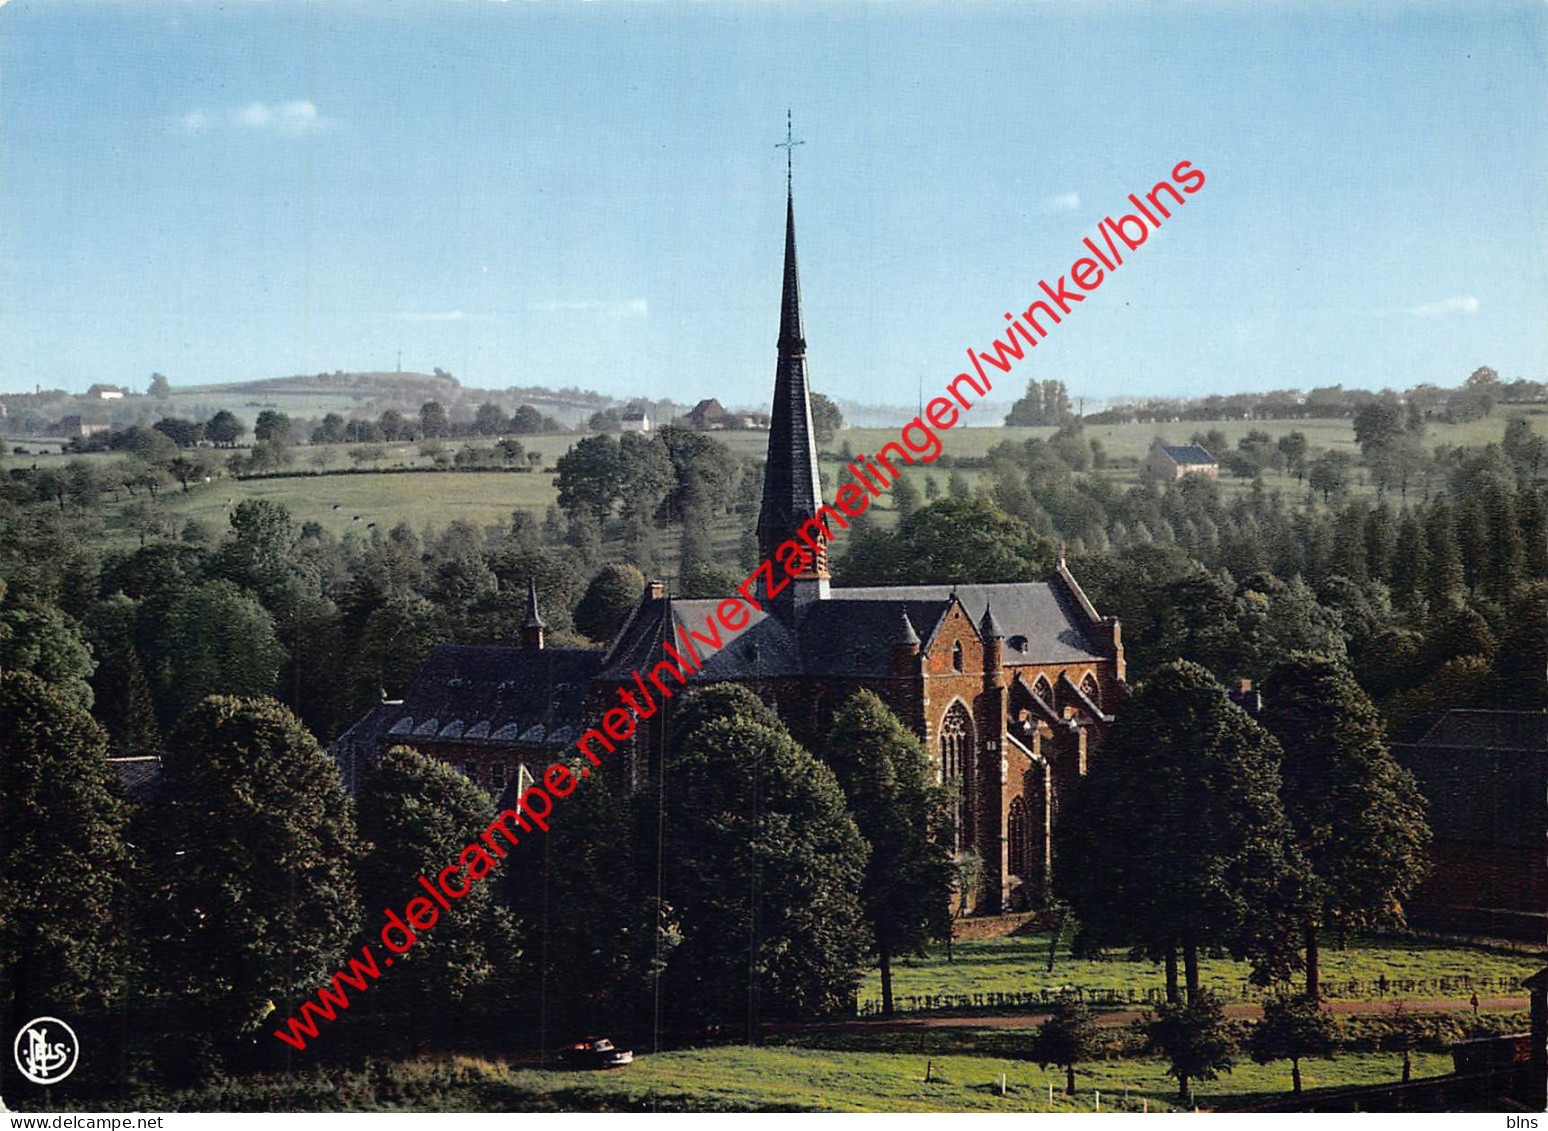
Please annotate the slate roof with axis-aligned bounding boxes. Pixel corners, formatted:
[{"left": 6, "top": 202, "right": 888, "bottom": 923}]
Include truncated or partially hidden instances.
[
  {"left": 1159, "top": 444, "right": 1216, "bottom": 465},
  {"left": 339, "top": 643, "right": 603, "bottom": 756},
  {"left": 110, "top": 755, "right": 163, "bottom": 803},
  {"left": 598, "top": 581, "right": 1106, "bottom": 684},
  {"left": 1417, "top": 710, "right": 1548, "bottom": 751},
  {"left": 1392, "top": 710, "right": 1548, "bottom": 849}
]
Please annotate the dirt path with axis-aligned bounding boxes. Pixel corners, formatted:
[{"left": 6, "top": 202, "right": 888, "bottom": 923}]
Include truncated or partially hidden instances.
[{"left": 795, "top": 995, "right": 1528, "bottom": 1033}]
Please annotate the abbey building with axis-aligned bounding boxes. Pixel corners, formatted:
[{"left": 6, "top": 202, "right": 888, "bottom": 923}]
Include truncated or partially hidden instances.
[{"left": 332, "top": 174, "right": 1126, "bottom": 912}]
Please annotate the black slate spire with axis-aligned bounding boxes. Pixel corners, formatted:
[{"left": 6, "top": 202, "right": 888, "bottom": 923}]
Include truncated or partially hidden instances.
[
  {"left": 523, "top": 577, "right": 546, "bottom": 628},
  {"left": 757, "top": 122, "right": 827, "bottom": 609},
  {"left": 520, "top": 577, "right": 546, "bottom": 650}
]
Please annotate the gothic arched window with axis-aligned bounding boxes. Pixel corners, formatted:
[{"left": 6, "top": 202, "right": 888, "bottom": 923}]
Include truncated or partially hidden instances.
[
  {"left": 1031, "top": 675, "right": 1053, "bottom": 703},
  {"left": 1007, "top": 796, "right": 1029, "bottom": 877},
  {"left": 1081, "top": 673, "right": 1101, "bottom": 708},
  {"left": 939, "top": 702, "right": 975, "bottom": 851},
  {"left": 952, "top": 641, "right": 965, "bottom": 672}
]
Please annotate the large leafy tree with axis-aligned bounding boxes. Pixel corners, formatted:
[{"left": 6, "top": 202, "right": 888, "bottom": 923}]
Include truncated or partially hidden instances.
[
  {"left": 212, "top": 499, "right": 300, "bottom": 606},
  {"left": 204, "top": 409, "right": 246, "bottom": 446},
  {"left": 355, "top": 746, "right": 519, "bottom": 1049},
  {"left": 1146, "top": 989, "right": 1236, "bottom": 1104},
  {"left": 554, "top": 434, "right": 624, "bottom": 522},
  {"left": 137, "top": 580, "right": 286, "bottom": 728},
  {"left": 1055, "top": 662, "right": 1311, "bottom": 1003},
  {"left": 826, "top": 691, "right": 954, "bottom": 1016},
  {"left": 0, "top": 594, "right": 97, "bottom": 710},
  {"left": 509, "top": 753, "right": 663, "bottom": 1043},
  {"left": 833, "top": 497, "right": 1053, "bottom": 586},
  {"left": 147, "top": 696, "right": 361, "bottom": 1048},
  {"left": 0, "top": 671, "right": 130, "bottom": 1064},
  {"left": 1249, "top": 993, "right": 1334, "bottom": 1095},
  {"left": 1031, "top": 992, "right": 1100, "bottom": 1095},
  {"left": 573, "top": 562, "right": 645, "bottom": 643},
  {"left": 662, "top": 685, "right": 869, "bottom": 1034},
  {"left": 1260, "top": 654, "right": 1430, "bottom": 998},
  {"left": 810, "top": 392, "right": 845, "bottom": 445}
]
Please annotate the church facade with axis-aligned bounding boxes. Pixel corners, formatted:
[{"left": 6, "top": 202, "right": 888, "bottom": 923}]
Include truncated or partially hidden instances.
[{"left": 332, "top": 175, "right": 1127, "bottom": 912}]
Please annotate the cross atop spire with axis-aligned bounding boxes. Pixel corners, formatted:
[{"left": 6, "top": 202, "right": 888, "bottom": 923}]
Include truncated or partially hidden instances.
[{"left": 774, "top": 108, "right": 804, "bottom": 193}]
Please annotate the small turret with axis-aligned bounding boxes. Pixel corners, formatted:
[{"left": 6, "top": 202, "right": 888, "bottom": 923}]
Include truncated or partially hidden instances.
[
  {"left": 520, "top": 577, "right": 546, "bottom": 651},
  {"left": 891, "top": 608, "right": 921, "bottom": 677},
  {"left": 980, "top": 602, "right": 1004, "bottom": 686}
]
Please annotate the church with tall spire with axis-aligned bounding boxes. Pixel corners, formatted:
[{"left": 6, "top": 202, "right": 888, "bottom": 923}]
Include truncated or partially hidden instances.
[{"left": 330, "top": 142, "right": 1126, "bottom": 912}]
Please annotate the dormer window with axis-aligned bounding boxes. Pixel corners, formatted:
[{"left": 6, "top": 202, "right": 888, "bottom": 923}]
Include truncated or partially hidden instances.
[
  {"left": 1009, "top": 634, "right": 1029, "bottom": 654},
  {"left": 952, "top": 641, "right": 964, "bottom": 671}
]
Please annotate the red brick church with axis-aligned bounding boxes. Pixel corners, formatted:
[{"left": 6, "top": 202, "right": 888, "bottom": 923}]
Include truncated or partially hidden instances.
[{"left": 333, "top": 172, "right": 1127, "bottom": 911}]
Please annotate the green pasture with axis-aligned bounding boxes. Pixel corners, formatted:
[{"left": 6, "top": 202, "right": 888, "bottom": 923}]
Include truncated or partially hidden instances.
[
  {"left": 114, "top": 470, "right": 557, "bottom": 541},
  {"left": 498, "top": 1044, "right": 1455, "bottom": 1112},
  {"left": 186, "top": 1045, "right": 1447, "bottom": 1112},
  {"left": 860, "top": 933, "right": 1542, "bottom": 1009},
  {"left": 23, "top": 407, "right": 1548, "bottom": 547}
]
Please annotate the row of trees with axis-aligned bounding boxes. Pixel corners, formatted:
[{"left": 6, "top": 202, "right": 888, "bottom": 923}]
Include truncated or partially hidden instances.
[
  {"left": 0, "top": 667, "right": 956, "bottom": 1100},
  {"left": 1053, "top": 656, "right": 1429, "bottom": 1100},
  {"left": 1084, "top": 366, "right": 1542, "bottom": 425}
]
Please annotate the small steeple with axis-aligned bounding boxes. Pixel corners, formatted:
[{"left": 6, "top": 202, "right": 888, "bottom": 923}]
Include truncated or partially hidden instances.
[
  {"left": 979, "top": 602, "right": 1005, "bottom": 640},
  {"left": 520, "top": 578, "right": 545, "bottom": 650},
  {"left": 893, "top": 608, "right": 920, "bottom": 647}
]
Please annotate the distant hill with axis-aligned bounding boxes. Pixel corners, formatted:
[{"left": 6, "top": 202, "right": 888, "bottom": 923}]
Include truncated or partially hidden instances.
[{"left": 177, "top": 370, "right": 462, "bottom": 400}]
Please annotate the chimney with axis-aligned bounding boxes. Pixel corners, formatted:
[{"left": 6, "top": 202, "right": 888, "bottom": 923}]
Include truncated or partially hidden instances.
[{"left": 1228, "top": 677, "right": 1263, "bottom": 717}]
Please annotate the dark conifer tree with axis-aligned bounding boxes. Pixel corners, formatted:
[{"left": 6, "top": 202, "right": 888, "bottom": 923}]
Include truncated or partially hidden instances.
[{"left": 1423, "top": 497, "right": 1465, "bottom": 610}]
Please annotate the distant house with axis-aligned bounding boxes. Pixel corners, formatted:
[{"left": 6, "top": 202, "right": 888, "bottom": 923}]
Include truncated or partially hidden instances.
[
  {"left": 686, "top": 398, "right": 733, "bottom": 431},
  {"left": 1391, "top": 710, "right": 1547, "bottom": 942},
  {"left": 86, "top": 383, "right": 127, "bottom": 400},
  {"left": 619, "top": 411, "right": 651, "bottom": 433},
  {"left": 1145, "top": 442, "right": 1218, "bottom": 481},
  {"left": 59, "top": 415, "right": 112, "bottom": 438}
]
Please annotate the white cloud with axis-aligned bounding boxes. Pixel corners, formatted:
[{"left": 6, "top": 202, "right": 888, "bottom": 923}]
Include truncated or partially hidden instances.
[
  {"left": 529, "top": 299, "right": 648, "bottom": 316},
  {"left": 238, "top": 102, "right": 274, "bottom": 128},
  {"left": 1411, "top": 295, "right": 1479, "bottom": 317},
  {"left": 1040, "top": 192, "right": 1081, "bottom": 213},
  {"left": 394, "top": 310, "right": 470, "bottom": 323},
  {"left": 179, "top": 100, "right": 328, "bottom": 136}
]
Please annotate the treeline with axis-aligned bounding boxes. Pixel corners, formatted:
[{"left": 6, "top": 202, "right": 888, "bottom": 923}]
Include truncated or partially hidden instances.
[
  {"left": 1, "top": 665, "right": 955, "bottom": 1104},
  {"left": 1085, "top": 366, "right": 1543, "bottom": 425},
  {"left": 836, "top": 427, "right": 1547, "bottom": 737}
]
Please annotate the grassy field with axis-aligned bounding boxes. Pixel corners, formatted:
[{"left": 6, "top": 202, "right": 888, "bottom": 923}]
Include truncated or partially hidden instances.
[
  {"left": 20, "top": 406, "right": 1548, "bottom": 545},
  {"left": 494, "top": 1044, "right": 1457, "bottom": 1112},
  {"left": 150, "top": 1045, "right": 1452, "bottom": 1112},
  {"left": 138, "top": 470, "right": 560, "bottom": 540},
  {"left": 859, "top": 933, "right": 1542, "bottom": 1009}
]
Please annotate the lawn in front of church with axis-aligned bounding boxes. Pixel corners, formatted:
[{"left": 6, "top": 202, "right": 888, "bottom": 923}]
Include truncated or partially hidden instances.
[
  {"left": 858, "top": 933, "right": 1541, "bottom": 1013},
  {"left": 158, "top": 1044, "right": 1448, "bottom": 1112}
]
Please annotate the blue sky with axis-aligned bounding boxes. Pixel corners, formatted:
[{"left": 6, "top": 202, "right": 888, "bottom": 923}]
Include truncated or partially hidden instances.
[{"left": 2, "top": 1, "right": 1545, "bottom": 406}]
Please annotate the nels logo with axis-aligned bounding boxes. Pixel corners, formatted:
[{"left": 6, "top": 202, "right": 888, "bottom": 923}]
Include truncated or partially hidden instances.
[{"left": 12, "top": 1017, "right": 79, "bottom": 1085}]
